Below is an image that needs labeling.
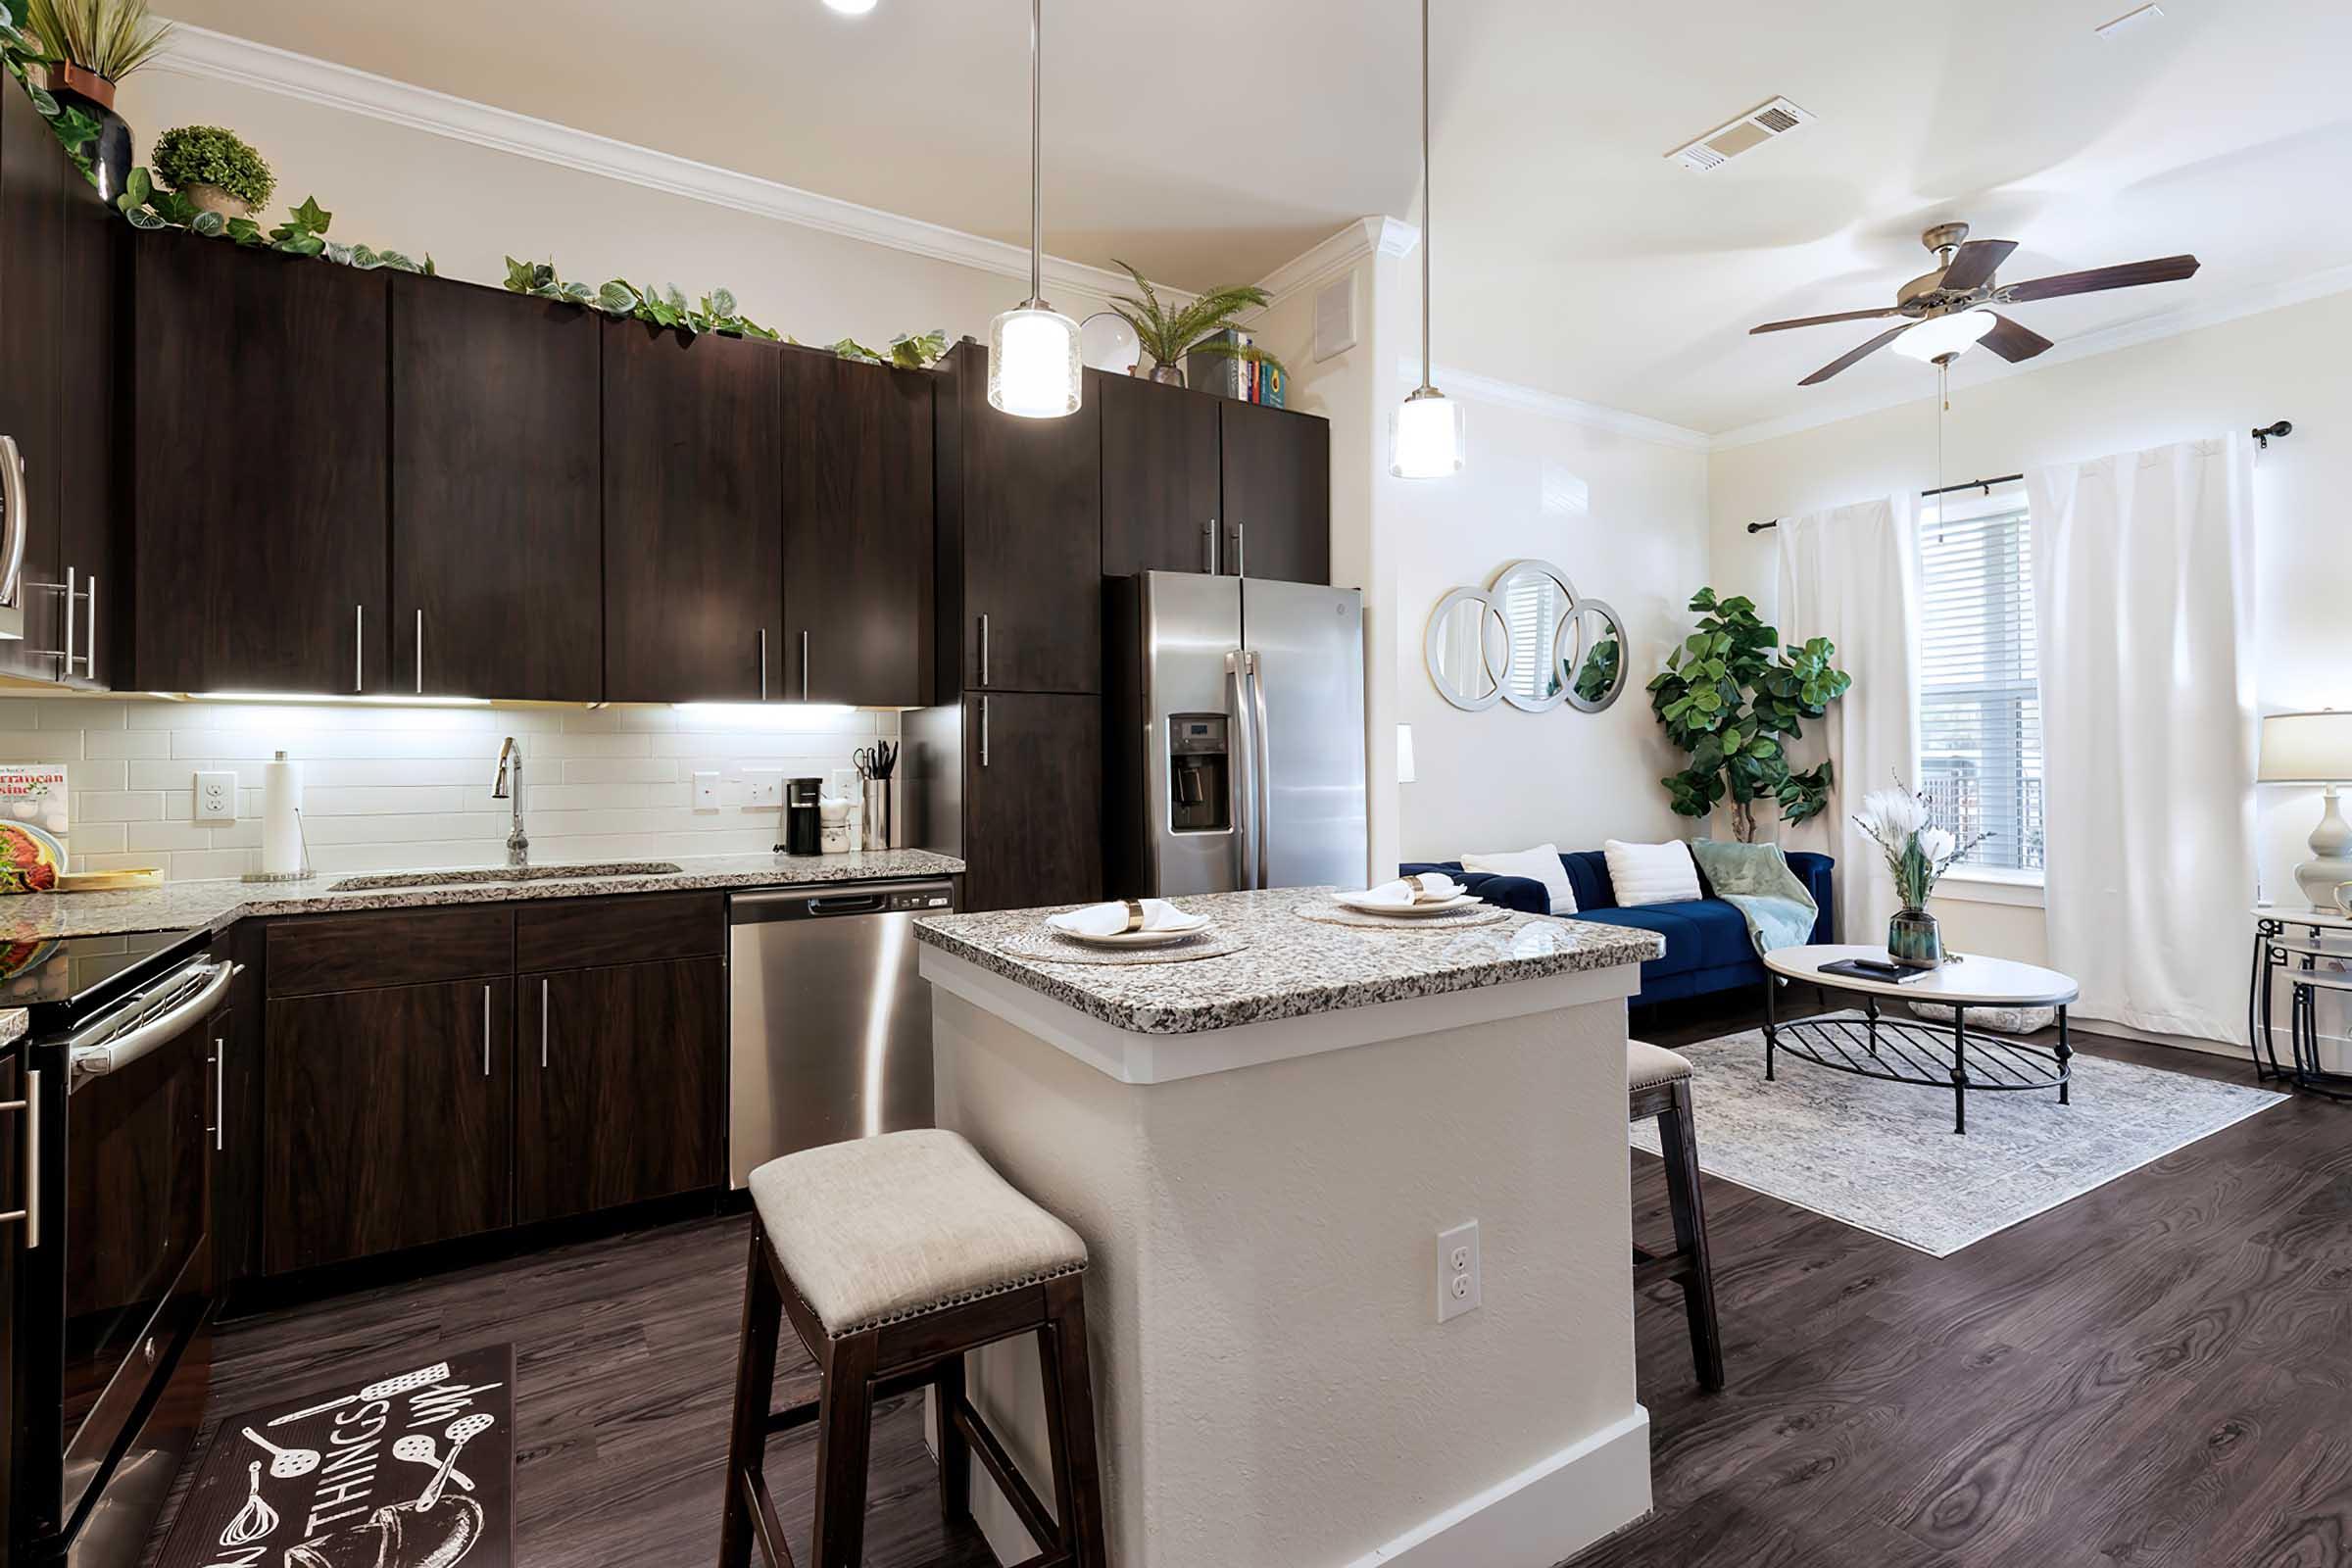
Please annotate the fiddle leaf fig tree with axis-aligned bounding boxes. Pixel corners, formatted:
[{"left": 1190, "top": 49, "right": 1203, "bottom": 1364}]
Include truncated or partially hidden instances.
[{"left": 1647, "top": 588, "right": 1852, "bottom": 842}]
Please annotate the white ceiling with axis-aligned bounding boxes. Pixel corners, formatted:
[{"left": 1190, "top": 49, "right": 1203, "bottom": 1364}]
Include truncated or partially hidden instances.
[{"left": 161, "top": 0, "right": 2352, "bottom": 436}]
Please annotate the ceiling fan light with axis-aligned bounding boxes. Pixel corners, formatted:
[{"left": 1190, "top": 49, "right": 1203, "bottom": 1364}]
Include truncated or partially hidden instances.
[
  {"left": 1892, "top": 310, "right": 1998, "bottom": 363},
  {"left": 988, "top": 306, "right": 1082, "bottom": 418},
  {"left": 1391, "top": 388, "right": 1465, "bottom": 478}
]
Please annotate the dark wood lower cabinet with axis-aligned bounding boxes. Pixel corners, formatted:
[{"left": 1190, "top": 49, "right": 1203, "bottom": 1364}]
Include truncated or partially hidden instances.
[
  {"left": 263, "top": 978, "right": 513, "bottom": 1274},
  {"left": 962, "top": 692, "right": 1103, "bottom": 911},
  {"left": 515, "top": 957, "right": 725, "bottom": 1224}
]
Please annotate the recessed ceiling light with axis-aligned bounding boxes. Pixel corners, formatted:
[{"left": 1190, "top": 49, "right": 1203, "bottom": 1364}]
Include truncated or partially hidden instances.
[
  {"left": 2094, "top": 4, "right": 2164, "bottom": 37},
  {"left": 823, "top": 0, "right": 878, "bottom": 14}
]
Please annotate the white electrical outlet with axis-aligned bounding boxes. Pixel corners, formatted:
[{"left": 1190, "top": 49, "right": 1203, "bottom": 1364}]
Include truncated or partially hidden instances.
[
  {"left": 692, "top": 770, "right": 721, "bottom": 810},
  {"left": 745, "top": 769, "right": 784, "bottom": 808},
  {"left": 1438, "top": 1220, "right": 1482, "bottom": 1323},
  {"left": 194, "top": 770, "right": 238, "bottom": 823}
]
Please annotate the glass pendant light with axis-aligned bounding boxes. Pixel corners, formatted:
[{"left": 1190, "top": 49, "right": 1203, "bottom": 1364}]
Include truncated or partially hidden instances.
[
  {"left": 987, "top": 0, "right": 1081, "bottom": 418},
  {"left": 1392, "top": 0, "right": 1464, "bottom": 477}
]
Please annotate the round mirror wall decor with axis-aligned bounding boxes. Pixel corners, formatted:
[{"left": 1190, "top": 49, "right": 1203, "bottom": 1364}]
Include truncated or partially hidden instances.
[{"left": 1423, "top": 563, "right": 1628, "bottom": 714}]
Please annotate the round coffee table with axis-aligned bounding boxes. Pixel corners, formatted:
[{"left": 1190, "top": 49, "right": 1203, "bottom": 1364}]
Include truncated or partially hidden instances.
[{"left": 1761, "top": 945, "right": 2082, "bottom": 1134}]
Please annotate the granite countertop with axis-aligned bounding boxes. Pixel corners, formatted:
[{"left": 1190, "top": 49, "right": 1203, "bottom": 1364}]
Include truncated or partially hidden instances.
[
  {"left": 0, "top": 848, "right": 967, "bottom": 943},
  {"left": 914, "top": 888, "right": 1664, "bottom": 1036}
]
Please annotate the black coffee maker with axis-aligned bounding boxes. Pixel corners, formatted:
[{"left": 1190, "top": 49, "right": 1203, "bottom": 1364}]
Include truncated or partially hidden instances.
[{"left": 781, "top": 776, "right": 824, "bottom": 856}]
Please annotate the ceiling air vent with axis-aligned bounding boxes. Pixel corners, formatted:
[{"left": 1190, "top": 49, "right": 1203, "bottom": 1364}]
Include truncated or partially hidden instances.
[{"left": 1669, "top": 96, "right": 1815, "bottom": 173}]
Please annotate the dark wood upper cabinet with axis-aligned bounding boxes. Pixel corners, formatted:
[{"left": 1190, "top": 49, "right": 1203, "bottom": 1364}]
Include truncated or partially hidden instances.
[
  {"left": 1220, "top": 399, "right": 1331, "bottom": 586},
  {"left": 128, "top": 233, "right": 390, "bottom": 693},
  {"left": 392, "top": 276, "right": 602, "bottom": 701},
  {"left": 264, "top": 977, "right": 513, "bottom": 1273},
  {"left": 962, "top": 692, "right": 1102, "bottom": 911},
  {"left": 0, "top": 82, "right": 68, "bottom": 684},
  {"left": 514, "top": 956, "right": 726, "bottom": 1224},
  {"left": 1099, "top": 371, "right": 1222, "bottom": 578},
  {"left": 782, "top": 349, "right": 934, "bottom": 707},
  {"left": 603, "top": 319, "right": 781, "bottom": 702},
  {"left": 52, "top": 148, "right": 119, "bottom": 689},
  {"left": 944, "top": 341, "right": 1101, "bottom": 695}
]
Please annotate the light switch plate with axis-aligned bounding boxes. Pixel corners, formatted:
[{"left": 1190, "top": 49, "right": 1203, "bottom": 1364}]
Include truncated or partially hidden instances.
[
  {"left": 745, "top": 769, "right": 784, "bottom": 808},
  {"left": 194, "top": 770, "right": 237, "bottom": 823},
  {"left": 692, "top": 770, "right": 721, "bottom": 810}
]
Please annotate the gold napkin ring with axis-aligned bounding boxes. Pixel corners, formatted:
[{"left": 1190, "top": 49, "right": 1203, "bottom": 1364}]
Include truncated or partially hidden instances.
[
  {"left": 1121, "top": 898, "right": 1147, "bottom": 933},
  {"left": 1402, "top": 873, "right": 1429, "bottom": 903}
]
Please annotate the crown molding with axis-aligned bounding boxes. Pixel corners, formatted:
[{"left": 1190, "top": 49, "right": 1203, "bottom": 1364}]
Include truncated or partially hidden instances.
[
  {"left": 1391, "top": 359, "right": 1712, "bottom": 453},
  {"left": 1708, "top": 259, "right": 2352, "bottom": 451},
  {"left": 1256, "top": 216, "right": 1420, "bottom": 307},
  {"left": 152, "top": 23, "right": 1162, "bottom": 306}
]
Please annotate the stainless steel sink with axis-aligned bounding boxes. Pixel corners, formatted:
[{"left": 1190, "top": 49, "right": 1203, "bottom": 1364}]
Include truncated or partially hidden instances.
[{"left": 328, "top": 861, "right": 686, "bottom": 893}]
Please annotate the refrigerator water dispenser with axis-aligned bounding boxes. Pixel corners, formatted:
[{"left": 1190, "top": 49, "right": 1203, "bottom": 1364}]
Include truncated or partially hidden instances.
[{"left": 1167, "top": 713, "right": 1231, "bottom": 833}]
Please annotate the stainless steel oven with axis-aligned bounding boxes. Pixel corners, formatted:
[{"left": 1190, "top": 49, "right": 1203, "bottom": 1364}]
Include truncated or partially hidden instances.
[{"left": 5, "top": 931, "right": 227, "bottom": 1566}]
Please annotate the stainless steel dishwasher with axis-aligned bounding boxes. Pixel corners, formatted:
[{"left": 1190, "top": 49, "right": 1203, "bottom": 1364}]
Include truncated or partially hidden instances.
[{"left": 727, "top": 877, "right": 956, "bottom": 1187}]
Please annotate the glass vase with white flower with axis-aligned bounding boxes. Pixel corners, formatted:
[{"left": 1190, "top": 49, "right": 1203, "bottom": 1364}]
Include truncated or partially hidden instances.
[{"left": 1853, "top": 782, "right": 1988, "bottom": 968}]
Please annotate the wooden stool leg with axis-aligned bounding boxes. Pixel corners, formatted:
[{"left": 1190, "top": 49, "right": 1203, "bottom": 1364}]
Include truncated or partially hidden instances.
[
  {"left": 934, "top": 1351, "right": 972, "bottom": 1525},
  {"left": 809, "top": 1330, "right": 878, "bottom": 1568},
  {"left": 1657, "top": 1084, "right": 1726, "bottom": 1393},
  {"left": 1037, "top": 1275, "right": 1110, "bottom": 1568},
  {"left": 719, "top": 1232, "right": 785, "bottom": 1568}
]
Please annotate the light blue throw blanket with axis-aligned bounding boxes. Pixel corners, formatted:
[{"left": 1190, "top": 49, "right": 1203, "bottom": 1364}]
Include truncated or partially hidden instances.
[{"left": 1687, "top": 839, "right": 1819, "bottom": 956}]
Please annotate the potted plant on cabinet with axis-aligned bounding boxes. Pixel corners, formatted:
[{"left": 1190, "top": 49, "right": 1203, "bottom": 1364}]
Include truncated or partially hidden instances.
[
  {"left": 22, "top": 0, "right": 171, "bottom": 200},
  {"left": 151, "top": 123, "right": 273, "bottom": 218},
  {"left": 1108, "top": 259, "right": 1285, "bottom": 389}
]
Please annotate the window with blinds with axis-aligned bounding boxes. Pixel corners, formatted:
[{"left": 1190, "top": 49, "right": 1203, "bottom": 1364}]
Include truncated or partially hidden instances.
[{"left": 1917, "top": 495, "right": 2044, "bottom": 875}]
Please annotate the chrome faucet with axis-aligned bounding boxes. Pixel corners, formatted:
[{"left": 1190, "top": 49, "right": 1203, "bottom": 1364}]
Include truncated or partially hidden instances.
[{"left": 491, "top": 736, "right": 529, "bottom": 868}]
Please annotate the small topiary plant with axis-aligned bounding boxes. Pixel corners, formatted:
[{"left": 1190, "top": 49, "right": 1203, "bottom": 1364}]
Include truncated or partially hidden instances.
[{"left": 151, "top": 123, "right": 274, "bottom": 211}]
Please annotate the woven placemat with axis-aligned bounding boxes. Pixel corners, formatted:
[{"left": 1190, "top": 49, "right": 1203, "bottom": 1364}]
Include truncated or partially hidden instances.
[
  {"left": 1294, "top": 902, "right": 1510, "bottom": 931},
  {"left": 997, "top": 929, "right": 1251, "bottom": 965}
]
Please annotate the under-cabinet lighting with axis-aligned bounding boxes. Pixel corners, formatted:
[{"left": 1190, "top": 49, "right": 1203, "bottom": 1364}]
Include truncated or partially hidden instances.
[
  {"left": 671, "top": 703, "right": 857, "bottom": 721},
  {"left": 824, "top": 0, "right": 879, "bottom": 13},
  {"left": 173, "top": 691, "right": 493, "bottom": 707}
]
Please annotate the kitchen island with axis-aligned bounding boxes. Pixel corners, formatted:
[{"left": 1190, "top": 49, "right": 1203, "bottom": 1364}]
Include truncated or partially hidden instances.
[{"left": 913, "top": 889, "right": 1664, "bottom": 1568}]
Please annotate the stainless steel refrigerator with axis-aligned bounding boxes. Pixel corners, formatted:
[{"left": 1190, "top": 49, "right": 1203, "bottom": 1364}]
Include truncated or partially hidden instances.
[{"left": 1105, "top": 572, "right": 1367, "bottom": 896}]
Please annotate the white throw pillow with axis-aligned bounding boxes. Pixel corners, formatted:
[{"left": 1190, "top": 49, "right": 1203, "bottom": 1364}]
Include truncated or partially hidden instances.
[
  {"left": 1604, "top": 839, "right": 1701, "bottom": 906},
  {"left": 1461, "top": 845, "right": 1578, "bottom": 914}
]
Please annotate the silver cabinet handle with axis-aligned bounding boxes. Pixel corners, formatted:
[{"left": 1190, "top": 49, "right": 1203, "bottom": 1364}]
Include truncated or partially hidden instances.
[
  {"left": 1, "top": 1069, "right": 38, "bottom": 1248},
  {"left": 210, "top": 1037, "right": 225, "bottom": 1152},
  {"left": 83, "top": 573, "right": 96, "bottom": 683},
  {"left": 540, "top": 977, "right": 550, "bottom": 1068},
  {"left": 760, "top": 628, "right": 769, "bottom": 701},
  {"left": 62, "top": 564, "right": 74, "bottom": 677},
  {"left": 1234, "top": 519, "right": 1248, "bottom": 578},
  {"left": 1202, "top": 517, "right": 1215, "bottom": 573},
  {"left": 482, "top": 984, "right": 492, "bottom": 1077},
  {"left": 801, "top": 630, "right": 810, "bottom": 702},
  {"left": 415, "top": 609, "right": 423, "bottom": 695},
  {"left": 23, "top": 565, "right": 82, "bottom": 677},
  {"left": 355, "top": 604, "right": 366, "bottom": 693},
  {"left": 979, "top": 695, "right": 990, "bottom": 768},
  {"left": 978, "top": 612, "right": 991, "bottom": 687},
  {"left": 0, "top": 436, "right": 27, "bottom": 610}
]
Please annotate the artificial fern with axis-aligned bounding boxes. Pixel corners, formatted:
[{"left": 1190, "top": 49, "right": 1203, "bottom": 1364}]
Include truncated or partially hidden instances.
[{"left": 1109, "top": 260, "right": 1285, "bottom": 378}]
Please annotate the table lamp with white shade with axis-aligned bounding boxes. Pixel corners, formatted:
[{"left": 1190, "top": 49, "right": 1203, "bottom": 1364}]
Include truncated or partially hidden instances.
[{"left": 2259, "top": 710, "right": 2352, "bottom": 907}]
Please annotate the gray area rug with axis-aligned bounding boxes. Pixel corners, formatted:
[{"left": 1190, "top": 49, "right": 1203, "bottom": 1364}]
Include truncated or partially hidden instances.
[{"left": 1630, "top": 1013, "right": 2288, "bottom": 1257}]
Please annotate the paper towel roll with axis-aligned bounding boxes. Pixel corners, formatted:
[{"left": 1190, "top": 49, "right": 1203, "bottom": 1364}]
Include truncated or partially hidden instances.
[{"left": 262, "top": 753, "right": 305, "bottom": 876}]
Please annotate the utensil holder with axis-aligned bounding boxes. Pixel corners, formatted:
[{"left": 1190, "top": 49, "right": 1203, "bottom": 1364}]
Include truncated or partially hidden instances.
[{"left": 861, "top": 777, "right": 897, "bottom": 851}]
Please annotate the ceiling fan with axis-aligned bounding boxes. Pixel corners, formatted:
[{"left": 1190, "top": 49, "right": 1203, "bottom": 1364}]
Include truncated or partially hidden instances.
[{"left": 1751, "top": 222, "right": 2200, "bottom": 385}]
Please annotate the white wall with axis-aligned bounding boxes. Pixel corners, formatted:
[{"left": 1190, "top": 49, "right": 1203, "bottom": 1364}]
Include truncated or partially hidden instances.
[
  {"left": 1708, "top": 289, "right": 2352, "bottom": 1057},
  {"left": 10, "top": 699, "right": 894, "bottom": 879}
]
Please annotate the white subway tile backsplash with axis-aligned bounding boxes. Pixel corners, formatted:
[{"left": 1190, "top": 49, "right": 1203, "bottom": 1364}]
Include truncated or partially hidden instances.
[{"left": 21, "top": 699, "right": 902, "bottom": 878}]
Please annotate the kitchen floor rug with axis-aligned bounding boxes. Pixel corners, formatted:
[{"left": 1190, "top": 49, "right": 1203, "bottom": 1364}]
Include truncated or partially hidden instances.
[
  {"left": 154, "top": 1343, "right": 514, "bottom": 1568},
  {"left": 1630, "top": 1014, "right": 2288, "bottom": 1257}
]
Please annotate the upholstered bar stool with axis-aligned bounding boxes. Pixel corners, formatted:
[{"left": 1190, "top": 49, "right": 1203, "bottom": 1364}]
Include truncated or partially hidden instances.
[
  {"left": 718, "top": 1129, "right": 1108, "bottom": 1568},
  {"left": 1628, "top": 1041, "right": 1725, "bottom": 1392}
]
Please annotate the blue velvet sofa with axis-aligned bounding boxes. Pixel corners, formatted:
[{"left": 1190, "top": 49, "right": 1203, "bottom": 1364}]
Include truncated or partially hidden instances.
[{"left": 1397, "top": 848, "right": 1835, "bottom": 1008}]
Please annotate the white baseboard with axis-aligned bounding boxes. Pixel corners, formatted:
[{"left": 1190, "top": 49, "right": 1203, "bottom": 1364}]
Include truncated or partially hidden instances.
[{"left": 930, "top": 1394, "right": 1652, "bottom": 1568}]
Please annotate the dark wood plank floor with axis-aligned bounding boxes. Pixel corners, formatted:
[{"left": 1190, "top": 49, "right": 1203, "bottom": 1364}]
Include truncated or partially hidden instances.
[
  {"left": 1591, "top": 990, "right": 2352, "bottom": 1568},
  {"left": 141, "top": 1214, "right": 995, "bottom": 1568},
  {"left": 143, "top": 993, "right": 2347, "bottom": 1568}
]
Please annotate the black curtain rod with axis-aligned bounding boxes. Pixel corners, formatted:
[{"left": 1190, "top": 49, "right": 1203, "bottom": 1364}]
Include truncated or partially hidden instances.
[{"left": 1744, "top": 421, "right": 2295, "bottom": 534}]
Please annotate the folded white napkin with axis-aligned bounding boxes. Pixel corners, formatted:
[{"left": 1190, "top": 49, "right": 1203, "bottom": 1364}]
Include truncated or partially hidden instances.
[
  {"left": 1048, "top": 898, "right": 1205, "bottom": 937},
  {"left": 1347, "top": 872, "right": 1461, "bottom": 909}
]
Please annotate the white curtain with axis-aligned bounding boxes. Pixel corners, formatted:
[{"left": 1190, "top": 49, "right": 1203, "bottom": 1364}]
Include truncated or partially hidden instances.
[
  {"left": 2027, "top": 436, "right": 2257, "bottom": 1044},
  {"left": 1776, "top": 494, "right": 1922, "bottom": 944}
]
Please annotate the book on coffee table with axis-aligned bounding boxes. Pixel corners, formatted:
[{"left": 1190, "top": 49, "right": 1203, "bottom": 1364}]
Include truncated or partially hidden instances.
[{"left": 1820, "top": 956, "right": 1935, "bottom": 985}]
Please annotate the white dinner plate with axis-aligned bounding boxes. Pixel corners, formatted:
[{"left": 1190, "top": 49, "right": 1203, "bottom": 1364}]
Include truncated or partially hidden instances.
[
  {"left": 1330, "top": 891, "right": 1481, "bottom": 917},
  {"left": 1046, "top": 914, "right": 1212, "bottom": 948}
]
